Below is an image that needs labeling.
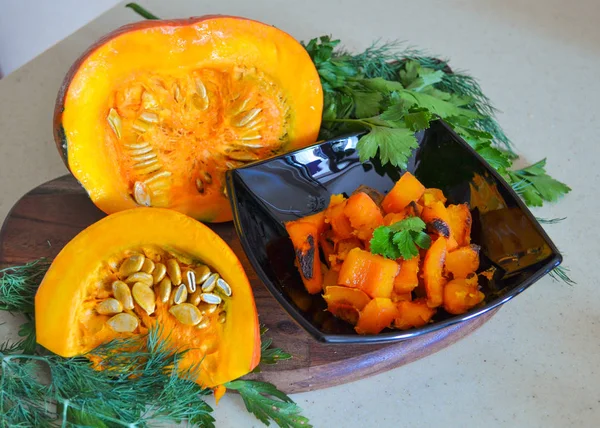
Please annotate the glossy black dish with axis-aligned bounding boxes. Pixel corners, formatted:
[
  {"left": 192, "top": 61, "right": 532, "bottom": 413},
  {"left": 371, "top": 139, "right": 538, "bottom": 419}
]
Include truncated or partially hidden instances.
[{"left": 226, "top": 120, "right": 562, "bottom": 344}]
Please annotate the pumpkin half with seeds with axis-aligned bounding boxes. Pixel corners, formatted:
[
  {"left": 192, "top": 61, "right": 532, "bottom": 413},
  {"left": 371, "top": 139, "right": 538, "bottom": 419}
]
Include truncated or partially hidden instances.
[
  {"left": 54, "top": 15, "right": 323, "bottom": 222},
  {"left": 35, "top": 208, "right": 261, "bottom": 387}
]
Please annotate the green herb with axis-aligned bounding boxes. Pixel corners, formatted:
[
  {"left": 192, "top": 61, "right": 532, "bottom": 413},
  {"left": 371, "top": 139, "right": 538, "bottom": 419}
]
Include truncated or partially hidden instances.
[
  {"left": 0, "top": 260, "right": 308, "bottom": 427},
  {"left": 226, "top": 380, "right": 311, "bottom": 428},
  {"left": 370, "top": 216, "right": 431, "bottom": 260},
  {"left": 549, "top": 265, "right": 575, "bottom": 286},
  {"left": 535, "top": 217, "right": 566, "bottom": 224},
  {"left": 507, "top": 159, "right": 572, "bottom": 207},
  {"left": 260, "top": 326, "right": 292, "bottom": 366},
  {"left": 125, "top": 2, "right": 159, "bottom": 19}
]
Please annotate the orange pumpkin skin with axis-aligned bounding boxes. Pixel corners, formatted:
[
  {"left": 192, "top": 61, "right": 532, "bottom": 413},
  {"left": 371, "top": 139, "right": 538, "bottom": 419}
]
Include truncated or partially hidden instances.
[
  {"left": 54, "top": 16, "right": 323, "bottom": 222},
  {"left": 35, "top": 208, "right": 260, "bottom": 387}
]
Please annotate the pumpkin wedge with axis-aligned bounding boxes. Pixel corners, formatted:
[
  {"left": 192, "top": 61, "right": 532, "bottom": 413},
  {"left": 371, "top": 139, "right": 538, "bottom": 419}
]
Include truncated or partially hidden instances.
[
  {"left": 54, "top": 16, "right": 323, "bottom": 222},
  {"left": 35, "top": 208, "right": 260, "bottom": 387}
]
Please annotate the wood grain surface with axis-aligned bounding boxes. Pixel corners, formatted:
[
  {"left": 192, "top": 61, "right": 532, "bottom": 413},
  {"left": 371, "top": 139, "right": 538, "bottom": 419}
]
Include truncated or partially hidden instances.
[{"left": 0, "top": 175, "right": 497, "bottom": 393}]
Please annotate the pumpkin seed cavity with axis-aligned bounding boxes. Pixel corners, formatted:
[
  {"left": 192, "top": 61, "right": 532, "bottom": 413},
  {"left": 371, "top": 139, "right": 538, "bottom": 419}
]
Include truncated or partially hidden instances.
[{"left": 99, "top": 253, "right": 231, "bottom": 330}]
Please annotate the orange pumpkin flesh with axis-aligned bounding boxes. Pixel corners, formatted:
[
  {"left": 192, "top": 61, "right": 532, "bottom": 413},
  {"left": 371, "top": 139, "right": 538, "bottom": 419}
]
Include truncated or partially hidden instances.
[
  {"left": 35, "top": 208, "right": 260, "bottom": 387},
  {"left": 55, "top": 16, "right": 323, "bottom": 222}
]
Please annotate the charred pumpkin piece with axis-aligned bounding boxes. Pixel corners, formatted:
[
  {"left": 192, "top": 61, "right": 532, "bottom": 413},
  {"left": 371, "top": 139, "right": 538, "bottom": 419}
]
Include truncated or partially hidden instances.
[
  {"left": 285, "top": 219, "right": 323, "bottom": 294},
  {"left": 54, "top": 16, "right": 323, "bottom": 222},
  {"left": 381, "top": 172, "right": 425, "bottom": 214},
  {"left": 394, "top": 255, "right": 420, "bottom": 293},
  {"left": 422, "top": 236, "right": 448, "bottom": 308},
  {"left": 355, "top": 298, "right": 399, "bottom": 334},
  {"left": 443, "top": 278, "right": 485, "bottom": 315},
  {"left": 35, "top": 208, "right": 260, "bottom": 387},
  {"left": 325, "top": 199, "right": 354, "bottom": 240},
  {"left": 351, "top": 185, "right": 385, "bottom": 206},
  {"left": 421, "top": 201, "right": 451, "bottom": 237},
  {"left": 393, "top": 299, "right": 437, "bottom": 330},
  {"left": 323, "top": 286, "right": 371, "bottom": 311},
  {"left": 445, "top": 245, "right": 480, "bottom": 279},
  {"left": 344, "top": 192, "right": 384, "bottom": 240},
  {"left": 328, "top": 303, "right": 361, "bottom": 325},
  {"left": 319, "top": 231, "right": 337, "bottom": 269},
  {"left": 447, "top": 204, "right": 472, "bottom": 247},
  {"left": 338, "top": 248, "right": 399, "bottom": 298}
]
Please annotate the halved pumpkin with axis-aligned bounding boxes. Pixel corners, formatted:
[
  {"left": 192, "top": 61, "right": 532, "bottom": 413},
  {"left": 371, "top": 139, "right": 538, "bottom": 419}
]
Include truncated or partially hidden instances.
[
  {"left": 35, "top": 208, "right": 260, "bottom": 387},
  {"left": 54, "top": 16, "right": 323, "bottom": 222}
]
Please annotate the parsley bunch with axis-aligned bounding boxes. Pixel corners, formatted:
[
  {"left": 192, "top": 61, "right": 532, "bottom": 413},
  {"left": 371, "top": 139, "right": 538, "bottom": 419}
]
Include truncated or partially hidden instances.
[
  {"left": 370, "top": 217, "right": 431, "bottom": 260},
  {"left": 304, "top": 36, "right": 570, "bottom": 207}
]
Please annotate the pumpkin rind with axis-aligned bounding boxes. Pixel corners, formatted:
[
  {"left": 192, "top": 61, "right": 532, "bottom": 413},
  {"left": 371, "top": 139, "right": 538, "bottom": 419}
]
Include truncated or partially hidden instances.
[
  {"left": 35, "top": 208, "right": 260, "bottom": 387},
  {"left": 54, "top": 16, "right": 323, "bottom": 222}
]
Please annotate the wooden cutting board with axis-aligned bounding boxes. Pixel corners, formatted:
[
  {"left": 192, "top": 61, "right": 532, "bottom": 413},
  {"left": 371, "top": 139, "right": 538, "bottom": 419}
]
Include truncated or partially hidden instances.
[{"left": 0, "top": 175, "right": 497, "bottom": 393}]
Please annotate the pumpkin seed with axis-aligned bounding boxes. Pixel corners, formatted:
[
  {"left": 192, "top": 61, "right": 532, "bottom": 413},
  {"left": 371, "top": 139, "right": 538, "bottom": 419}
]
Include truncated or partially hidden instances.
[
  {"left": 201, "top": 273, "right": 218, "bottom": 292},
  {"left": 133, "top": 181, "right": 151, "bottom": 206},
  {"left": 144, "top": 171, "right": 172, "bottom": 185},
  {"left": 141, "top": 258, "right": 155, "bottom": 274},
  {"left": 169, "top": 303, "right": 203, "bottom": 326},
  {"left": 137, "top": 163, "right": 162, "bottom": 175},
  {"left": 195, "top": 78, "right": 208, "bottom": 98},
  {"left": 196, "top": 318, "right": 210, "bottom": 329},
  {"left": 112, "top": 280, "right": 134, "bottom": 310},
  {"left": 216, "top": 278, "right": 232, "bottom": 297},
  {"left": 118, "top": 254, "right": 145, "bottom": 276},
  {"left": 194, "top": 265, "right": 211, "bottom": 284},
  {"left": 152, "top": 262, "right": 167, "bottom": 284},
  {"left": 173, "top": 84, "right": 182, "bottom": 102},
  {"left": 201, "top": 171, "right": 212, "bottom": 184},
  {"left": 107, "top": 108, "right": 122, "bottom": 139},
  {"left": 184, "top": 270, "right": 197, "bottom": 293},
  {"left": 166, "top": 259, "right": 182, "bottom": 285},
  {"left": 140, "top": 111, "right": 159, "bottom": 123},
  {"left": 233, "top": 108, "right": 261, "bottom": 127},
  {"left": 158, "top": 277, "right": 172, "bottom": 303},
  {"left": 227, "top": 150, "right": 260, "bottom": 161},
  {"left": 130, "top": 146, "right": 153, "bottom": 156},
  {"left": 230, "top": 97, "right": 250, "bottom": 116},
  {"left": 173, "top": 284, "right": 188, "bottom": 305},
  {"left": 195, "top": 178, "right": 204, "bottom": 194},
  {"left": 132, "top": 120, "right": 150, "bottom": 133},
  {"left": 124, "top": 142, "right": 149, "bottom": 150},
  {"left": 125, "top": 272, "right": 153, "bottom": 286},
  {"left": 240, "top": 133, "right": 262, "bottom": 142},
  {"left": 189, "top": 289, "right": 202, "bottom": 306},
  {"left": 197, "top": 301, "right": 218, "bottom": 315},
  {"left": 132, "top": 152, "right": 158, "bottom": 162},
  {"left": 201, "top": 293, "right": 222, "bottom": 305},
  {"left": 245, "top": 117, "right": 262, "bottom": 130},
  {"left": 106, "top": 312, "right": 139, "bottom": 332},
  {"left": 97, "top": 298, "right": 123, "bottom": 315},
  {"left": 135, "top": 158, "right": 159, "bottom": 169},
  {"left": 218, "top": 310, "right": 227, "bottom": 324},
  {"left": 132, "top": 282, "right": 156, "bottom": 315}
]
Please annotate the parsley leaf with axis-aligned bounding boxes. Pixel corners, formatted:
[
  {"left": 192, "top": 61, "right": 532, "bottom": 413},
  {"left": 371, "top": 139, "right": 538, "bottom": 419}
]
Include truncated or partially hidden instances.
[
  {"left": 260, "top": 328, "right": 292, "bottom": 366},
  {"left": 508, "top": 159, "right": 571, "bottom": 206},
  {"left": 353, "top": 91, "right": 383, "bottom": 118},
  {"left": 370, "top": 217, "right": 431, "bottom": 260},
  {"left": 404, "top": 108, "right": 433, "bottom": 131},
  {"left": 356, "top": 125, "right": 418, "bottom": 168},
  {"left": 225, "top": 380, "right": 311, "bottom": 428}
]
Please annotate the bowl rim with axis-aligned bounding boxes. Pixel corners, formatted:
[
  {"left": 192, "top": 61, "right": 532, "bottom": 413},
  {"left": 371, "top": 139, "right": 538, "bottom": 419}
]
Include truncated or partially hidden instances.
[{"left": 226, "top": 120, "right": 562, "bottom": 344}]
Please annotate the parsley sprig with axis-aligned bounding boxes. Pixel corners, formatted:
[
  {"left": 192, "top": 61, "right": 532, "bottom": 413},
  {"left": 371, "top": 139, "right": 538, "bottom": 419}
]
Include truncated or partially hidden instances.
[
  {"left": 304, "top": 36, "right": 570, "bottom": 207},
  {"left": 370, "top": 217, "right": 431, "bottom": 260}
]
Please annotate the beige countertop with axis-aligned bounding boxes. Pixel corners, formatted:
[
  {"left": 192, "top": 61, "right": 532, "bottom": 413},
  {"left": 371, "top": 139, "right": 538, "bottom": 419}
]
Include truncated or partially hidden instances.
[{"left": 0, "top": 0, "right": 598, "bottom": 426}]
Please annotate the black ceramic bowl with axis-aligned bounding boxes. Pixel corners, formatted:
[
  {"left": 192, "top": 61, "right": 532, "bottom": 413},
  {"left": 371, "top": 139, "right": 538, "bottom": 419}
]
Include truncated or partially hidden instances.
[{"left": 226, "top": 120, "right": 562, "bottom": 344}]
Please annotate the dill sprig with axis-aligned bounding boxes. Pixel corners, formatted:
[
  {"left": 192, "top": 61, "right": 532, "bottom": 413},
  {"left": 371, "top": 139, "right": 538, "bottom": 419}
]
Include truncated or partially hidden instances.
[
  {"left": 1, "top": 258, "right": 309, "bottom": 427},
  {"left": 549, "top": 265, "right": 575, "bottom": 286}
]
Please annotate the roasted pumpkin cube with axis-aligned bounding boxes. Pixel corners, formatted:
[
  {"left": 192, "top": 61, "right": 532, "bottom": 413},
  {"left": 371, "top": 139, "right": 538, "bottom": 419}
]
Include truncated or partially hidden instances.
[
  {"left": 422, "top": 236, "right": 448, "bottom": 308},
  {"left": 338, "top": 248, "right": 399, "bottom": 298},
  {"left": 285, "top": 220, "right": 323, "bottom": 294},
  {"left": 355, "top": 298, "right": 399, "bottom": 334},
  {"left": 443, "top": 278, "right": 485, "bottom": 315},
  {"left": 382, "top": 172, "right": 426, "bottom": 214},
  {"left": 445, "top": 245, "right": 480, "bottom": 279},
  {"left": 323, "top": 286, "right": 371, "bottom": 311},
  {"left": 325, "top": 199, "right": 354, "bottom": 240},
  {"left": 447, "top": 204, "right": 472, "bottom": 247},
  {"left": 394, "top": 299, "right": 437, "bottom": 330},
  {"left": 344, "top": 192, "right": 384, "bottom": 240},
  {"left": 394, "top": 255, "right": 420, "bottom": 293}
]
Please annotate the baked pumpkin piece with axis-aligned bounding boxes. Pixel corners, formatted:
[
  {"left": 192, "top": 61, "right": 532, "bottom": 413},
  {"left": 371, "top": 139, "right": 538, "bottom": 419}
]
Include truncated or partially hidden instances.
[
  {"left": 54, "top": 16, "right": 323, "bottom": 222},
  {"left": 35, "top": 208, "right": 260, "bottom": 387}
]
